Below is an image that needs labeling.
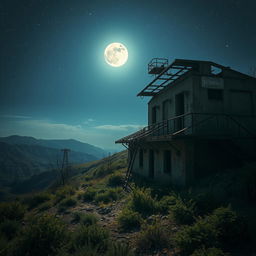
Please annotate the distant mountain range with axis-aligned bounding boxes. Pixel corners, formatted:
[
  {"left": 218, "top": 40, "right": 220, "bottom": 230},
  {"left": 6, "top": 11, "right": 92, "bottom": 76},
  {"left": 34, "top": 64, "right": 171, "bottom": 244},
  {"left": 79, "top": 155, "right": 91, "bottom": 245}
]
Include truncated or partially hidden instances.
[
  {"left": 0, "top": 135, "right": 107, "bottom": 159},
  {"left": 0, "top": 136, "right": 107, "bottom": 190}
]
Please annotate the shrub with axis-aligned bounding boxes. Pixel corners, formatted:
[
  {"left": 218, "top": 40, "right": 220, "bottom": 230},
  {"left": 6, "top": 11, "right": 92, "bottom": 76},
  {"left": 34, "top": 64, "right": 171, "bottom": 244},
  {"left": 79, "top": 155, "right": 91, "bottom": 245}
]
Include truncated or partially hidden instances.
[
  {"left": 8, "top": 214, "right": 69, "bottom": 256},
  {"left": 107, "top": 173, "right": 124, "bottom": 187},
  {"left": 174, "top": 217, "right": 219, "bottom": 255},
  {"left": 117, "top": 208, "right": 142, "bottom": 231},
  {"left": 106, "top": 241, "right": 134, "bottom": 256},
  {"left": 38, "top": 201, "right": 52, "bottom": 212},
  {"left": 136, "top": 223, "right": 170, "bottom": 251},
  {"left": 157, "top": 195, "right": 177, "bottom": 214},
  {"left": 72, "top": 245, "right": 98, "bottom": 256},
  {"left": 58, "top": 197, "right": 77, "bottom": 212},
  {"left": 94, "top": 188, "right": 122, "bottom": 204},
  {"left": 207, "top": 206, "right": 247, "bottom": 246},
  {"left": 0, "top": 220, "right": 20, "bottom": 240},
  {"left": 55, "top": 185, "right": 76, "bottom": 203},
  {"left": 170, "top": 197, "right": 196, "bottom": 225},
  {"left": 129, "top": 188, "right": 158, "bottom": 216},
  {"left": 83, "top": 188, "right": 97, "bottom": 202},
  {"left": 81, "top": 213, "right": 98, "bottom": 226},
  {"left": 0, "top": 201, "right": 26, "bottom": 223},
  {"left": 191, "top": 247, "right": 230, "bottom": 256},
  {"left": 73, "top": 224, "right": 109, "bottom": 250},
  {"left": 174, "top": 207, "right": 246, "bottom": 255},
  {"left": 26, "top": 192, "right": 52, "bottom": 209},
  {"left": 59, "top": 197, "right": 77, "bottom": 208}
]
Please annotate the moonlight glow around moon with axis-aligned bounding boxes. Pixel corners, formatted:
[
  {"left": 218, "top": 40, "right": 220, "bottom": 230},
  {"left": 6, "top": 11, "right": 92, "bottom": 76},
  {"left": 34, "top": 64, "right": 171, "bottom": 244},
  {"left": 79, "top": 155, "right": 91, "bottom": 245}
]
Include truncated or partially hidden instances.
[{"left": 104, "top": 42, "right": 128, "bottom": 67}]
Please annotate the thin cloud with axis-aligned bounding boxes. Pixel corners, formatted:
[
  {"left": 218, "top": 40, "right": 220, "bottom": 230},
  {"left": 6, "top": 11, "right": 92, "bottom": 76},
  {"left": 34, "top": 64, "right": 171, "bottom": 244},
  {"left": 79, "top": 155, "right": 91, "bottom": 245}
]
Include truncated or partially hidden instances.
[
  {"left": 83, "top": 118, "right": 95, "bottom": 124},
  {"left": 0, "top": 114, "right": 32, "bottom": 119},
  {"left": 95, "top": 124, "right": 144, "bottom": 131},
  {"left": 21, "top": 119, "right": 83, "bottom": 132}
]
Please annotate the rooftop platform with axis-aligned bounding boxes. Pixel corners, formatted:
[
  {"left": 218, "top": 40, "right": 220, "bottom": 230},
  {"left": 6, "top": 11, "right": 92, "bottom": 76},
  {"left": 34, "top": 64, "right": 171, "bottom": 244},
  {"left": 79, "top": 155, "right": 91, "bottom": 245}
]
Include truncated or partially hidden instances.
[{"left": 138, "top": 59, "right": 228, "bottom": 97}]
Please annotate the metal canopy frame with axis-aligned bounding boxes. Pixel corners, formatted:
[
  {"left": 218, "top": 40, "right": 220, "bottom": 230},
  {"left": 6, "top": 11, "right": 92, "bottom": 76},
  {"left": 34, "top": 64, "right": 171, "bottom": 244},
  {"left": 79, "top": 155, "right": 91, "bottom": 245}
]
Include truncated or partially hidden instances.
[{"left": 138, "top": 59, "right": 198, "bottom": 96}]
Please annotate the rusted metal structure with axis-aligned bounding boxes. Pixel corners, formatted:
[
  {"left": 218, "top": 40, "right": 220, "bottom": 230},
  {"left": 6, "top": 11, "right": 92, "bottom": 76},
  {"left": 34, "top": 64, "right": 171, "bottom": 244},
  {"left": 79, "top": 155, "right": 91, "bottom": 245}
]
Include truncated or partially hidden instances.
[
  {"left": 60, "top": 148, "right": 71, "bottom": 185},
  {"left": 116, "top": 58, "right": 256, "bottom": 188}
]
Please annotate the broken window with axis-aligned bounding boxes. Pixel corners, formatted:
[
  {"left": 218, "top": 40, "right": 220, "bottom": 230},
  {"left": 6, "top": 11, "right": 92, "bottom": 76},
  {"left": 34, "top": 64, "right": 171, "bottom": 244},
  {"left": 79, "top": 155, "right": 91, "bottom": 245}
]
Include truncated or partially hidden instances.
[{"left": 163, "top": 150, "right": 172, "bottom": 174}]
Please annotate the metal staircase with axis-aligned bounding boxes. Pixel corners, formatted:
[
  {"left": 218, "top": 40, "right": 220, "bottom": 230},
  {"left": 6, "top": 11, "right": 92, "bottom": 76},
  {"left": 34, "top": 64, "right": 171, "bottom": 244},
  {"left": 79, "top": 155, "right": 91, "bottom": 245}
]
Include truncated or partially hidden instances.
[{"left": 123, "top": 143, "right": 138, "bottom": 191}]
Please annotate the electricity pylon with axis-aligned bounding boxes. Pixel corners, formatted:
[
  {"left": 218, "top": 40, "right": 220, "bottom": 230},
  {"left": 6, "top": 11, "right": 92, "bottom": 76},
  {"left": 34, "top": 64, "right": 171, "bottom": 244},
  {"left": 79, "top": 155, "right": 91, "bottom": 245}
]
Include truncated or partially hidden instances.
[{"left": 60, "top": 148, "right": 70, "bottom": 185}]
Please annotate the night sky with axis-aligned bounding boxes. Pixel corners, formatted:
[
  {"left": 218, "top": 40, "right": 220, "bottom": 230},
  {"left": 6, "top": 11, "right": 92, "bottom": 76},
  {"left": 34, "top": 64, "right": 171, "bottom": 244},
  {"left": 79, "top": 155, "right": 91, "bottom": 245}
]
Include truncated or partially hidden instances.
[{"left": 1, "top": 0, "right": 256, "bottom": 151}]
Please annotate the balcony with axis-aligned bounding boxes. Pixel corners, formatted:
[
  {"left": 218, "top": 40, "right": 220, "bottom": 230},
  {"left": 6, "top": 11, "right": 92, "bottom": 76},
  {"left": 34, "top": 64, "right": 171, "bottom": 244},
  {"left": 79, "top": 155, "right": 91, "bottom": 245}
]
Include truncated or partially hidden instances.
[{"left": 115, "top": 113, "right": 255, "bottom": 144}]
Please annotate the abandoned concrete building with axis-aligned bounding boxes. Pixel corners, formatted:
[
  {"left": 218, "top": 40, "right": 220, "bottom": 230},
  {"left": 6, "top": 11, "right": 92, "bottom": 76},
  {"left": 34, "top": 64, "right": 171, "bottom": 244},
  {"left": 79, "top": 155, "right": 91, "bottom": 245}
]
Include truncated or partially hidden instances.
[{"left": 116, "top": 58, "right": 256, "bottom": 187}]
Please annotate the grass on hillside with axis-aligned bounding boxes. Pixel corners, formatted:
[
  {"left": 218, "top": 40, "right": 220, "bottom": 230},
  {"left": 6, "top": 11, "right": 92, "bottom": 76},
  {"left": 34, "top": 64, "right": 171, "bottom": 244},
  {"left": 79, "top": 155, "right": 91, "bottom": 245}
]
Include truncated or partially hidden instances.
[{"left": 0, "top": 151, "right": 255, "bottom": 256}]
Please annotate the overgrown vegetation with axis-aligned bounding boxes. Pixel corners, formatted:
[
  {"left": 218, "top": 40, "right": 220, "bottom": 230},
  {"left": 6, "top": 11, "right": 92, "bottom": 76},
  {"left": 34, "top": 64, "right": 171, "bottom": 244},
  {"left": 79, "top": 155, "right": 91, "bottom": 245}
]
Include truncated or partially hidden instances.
[
  {"left": 0, "top": 201, "right": 26, "bottom": 222},
  {"left": 72, "top": 224, "right": 109, "bottom": 251},
  {"left": 117, "top": 208, "right": 142, "bottom": 231},
  {"left": 174, "top": 206, "right": 247, "bottom": 255},
  {"left": 72, "top": 212, "right": 98, "bottom": 226},
  {"left": 1, "top": 152, "right": 255, "bottom": 256},
  {"left": 8, "top": 214, "right": 69, "bottom": 256},
  {"left": 107, "top": 173, "right": 124, "bottom": 187},
  {"left": 169, "top": 196, "right": 196, "bottom": 225},
  {"left": 135, "top": 222, "right": 171, "bottom": 252}
]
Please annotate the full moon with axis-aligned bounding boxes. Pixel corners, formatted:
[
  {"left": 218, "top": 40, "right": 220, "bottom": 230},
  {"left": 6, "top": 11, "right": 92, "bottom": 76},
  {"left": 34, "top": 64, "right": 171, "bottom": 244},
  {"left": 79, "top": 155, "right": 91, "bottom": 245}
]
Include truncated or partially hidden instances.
[{"left": 104, "top": 42, "right": 128, "bottom": 67}]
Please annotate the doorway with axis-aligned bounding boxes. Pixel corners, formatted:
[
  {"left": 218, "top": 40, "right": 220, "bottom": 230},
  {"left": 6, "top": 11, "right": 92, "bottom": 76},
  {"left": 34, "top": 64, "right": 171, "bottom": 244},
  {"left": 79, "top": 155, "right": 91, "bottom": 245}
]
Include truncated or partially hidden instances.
[{"left": 175, "top": 93, "right": 185, "bottom": 131}]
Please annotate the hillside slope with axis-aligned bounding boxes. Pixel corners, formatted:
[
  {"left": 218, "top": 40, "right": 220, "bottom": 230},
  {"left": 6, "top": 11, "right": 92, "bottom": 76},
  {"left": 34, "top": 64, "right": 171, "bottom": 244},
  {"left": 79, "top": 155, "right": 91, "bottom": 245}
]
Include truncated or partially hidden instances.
[
  {"left": 0, "top": 135, "right": 107, "bottom": 159},
  {"left": 0, "top": 142, "right": 97, "bottom": 186},
  {"left": 1, "top": 151, "right": 256, "bottom": 256}
]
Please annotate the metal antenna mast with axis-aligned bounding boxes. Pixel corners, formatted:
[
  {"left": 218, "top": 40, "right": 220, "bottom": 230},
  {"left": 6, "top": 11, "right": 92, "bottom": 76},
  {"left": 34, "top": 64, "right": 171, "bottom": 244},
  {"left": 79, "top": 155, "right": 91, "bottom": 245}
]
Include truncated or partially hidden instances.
[{"left": 60, "top": 148, "right": 71, "bottom": 185}]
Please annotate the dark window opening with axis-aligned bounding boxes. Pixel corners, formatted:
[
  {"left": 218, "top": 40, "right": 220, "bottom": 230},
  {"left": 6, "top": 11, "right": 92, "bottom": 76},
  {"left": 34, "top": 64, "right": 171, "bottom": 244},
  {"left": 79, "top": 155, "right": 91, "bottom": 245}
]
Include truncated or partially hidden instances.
[
  {"left": 208, "top": 89, "right": 223, "bottom": 100},
  {"left": 139, "top": 149, "right": 143, "bottom": 168},
  {"left": 163, "top": 150, "right": 172, "bottom": 174}
]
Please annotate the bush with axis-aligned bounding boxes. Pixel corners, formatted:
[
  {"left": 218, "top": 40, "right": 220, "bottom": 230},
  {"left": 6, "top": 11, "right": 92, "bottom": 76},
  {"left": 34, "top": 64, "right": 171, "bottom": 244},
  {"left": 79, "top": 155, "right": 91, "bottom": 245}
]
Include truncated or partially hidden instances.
[
  {"left": 129, "top": 188, "right": 158, "bottom": 216},
  {"left": 174, "top": 206, "right": 246, "bottom": 255},
  {"left": 191, "top": 247, "right": 230, "bottom": 256},
  {"left": 117, "top": 208, "right": 142, "bottom": 231},
  {"left": 8, "top": 214, "right": 69, "bottom": 256},
  {"left": 73, "top": 224, "right": 109, "bottom": 250},
  {"left": 170, "top": 197, "right": 196, "bottom": 225},
  {"left": 136, "top": 223, "right": 170, "bottom": 251},
  {"left": 58, "top": 197, "right": 77, "bottom": 213},
  {"left": 107, "top": 173, "right": 124, "bottom": 187},
  {"left": 174, "top": 217, "right": 219, "bottom": 255},
  {"left": 38, "top": 201, "right": 52, "bottom": 212},
  {"left": 55, "top": 185, "right": 76, "bottom": 203},
  {"left": 0, "top": 201, "right": 26, "bottom": 223},
  {"left": 26, "top": 192, "right": 52, "bottom": 209},
  {"left": 72, "top": 212, "right": 99, "bottom": 226},
  {"left": 157, "top": 195, "right": 177, "bottom": 214},
  {"left": 106, "top": 241, "right": 134, "bottom": 256},
  {"left": 94, "top": 188, "right": 122, "bottom": 204},
  {"left": 208, "top": 206, "right": 247, "bottom": 246},
  {"left": 0, "top": 220, "right": 20, "bottom": 240},
  {"left": 72, "top": 245, "right": 98, "bottom": 256},
  {"left": 83, "top": 188, "right": 97, "bottom": 202}
]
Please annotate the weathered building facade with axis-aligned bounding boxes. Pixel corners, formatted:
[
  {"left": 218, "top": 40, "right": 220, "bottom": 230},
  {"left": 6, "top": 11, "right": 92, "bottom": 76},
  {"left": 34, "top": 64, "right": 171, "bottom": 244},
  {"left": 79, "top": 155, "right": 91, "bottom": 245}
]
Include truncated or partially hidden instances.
[{"left": 116, "top": 59, "right": 256, "bottom": 187}]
